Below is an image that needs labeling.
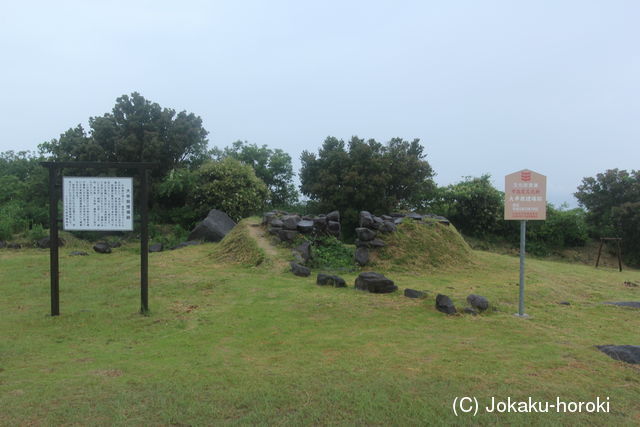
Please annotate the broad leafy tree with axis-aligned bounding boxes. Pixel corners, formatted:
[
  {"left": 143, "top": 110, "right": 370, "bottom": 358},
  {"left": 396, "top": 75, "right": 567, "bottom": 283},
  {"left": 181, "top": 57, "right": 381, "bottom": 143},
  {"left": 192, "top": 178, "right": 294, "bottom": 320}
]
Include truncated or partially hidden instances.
[
  {"left": 300, "top": 136, "right": 435, "bottom": 232},
  {"left": 39, "top": 92, "right": 209, "bottom": 177},
  {"left": 212, "top": 141, "right": 298, "bottom": 207}
]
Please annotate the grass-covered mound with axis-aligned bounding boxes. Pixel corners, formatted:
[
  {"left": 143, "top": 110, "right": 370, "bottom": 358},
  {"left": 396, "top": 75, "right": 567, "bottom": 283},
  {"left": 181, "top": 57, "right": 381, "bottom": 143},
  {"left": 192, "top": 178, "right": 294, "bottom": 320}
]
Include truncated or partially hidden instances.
[
  {"left": 210, "top": 218, "right": 266, "bottom": 266},
  {"left": 370, "top": 219, "right": 474, "bottom": 271}
]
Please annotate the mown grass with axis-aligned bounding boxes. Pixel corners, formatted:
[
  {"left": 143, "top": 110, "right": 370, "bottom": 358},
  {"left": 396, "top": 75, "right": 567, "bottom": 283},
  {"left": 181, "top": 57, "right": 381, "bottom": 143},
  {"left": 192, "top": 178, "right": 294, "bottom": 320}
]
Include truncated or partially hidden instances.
[{"left": 1, "top": 240, "right": 639, "bottom": 425}]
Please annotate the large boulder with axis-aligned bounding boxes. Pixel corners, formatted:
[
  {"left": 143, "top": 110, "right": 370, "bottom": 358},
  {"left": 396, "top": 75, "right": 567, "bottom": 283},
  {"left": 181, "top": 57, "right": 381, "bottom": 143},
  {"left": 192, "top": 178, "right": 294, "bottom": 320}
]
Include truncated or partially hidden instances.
[
  {"left": 467, "top": 294, "right": 489, "bottom": 312},
  {"left": 188, "top": 209, "right": 236, "bottom": 242},
  {"left": 293, "top": 241, "right": 312, "bottom": 263},
  {"left": 355, "top": 272, "right": 397, "bottom": 293},
  {"left": 278, "top": 229, "right": 299, "bottom": 243},
  {"left": 435, "top": 294, "right": 457, "bottom": 315},
  {"left": 359, "top": 211, "right": 374, "bottom": 228},
  {"left": 297, "top": 220, "right": 314, "bottom": 233},
  {"left": 326, "top": 210, "right": 340, "bottom": 222},
  {"left": 596, "top": 345, "right": 640, "bottom": 364}
]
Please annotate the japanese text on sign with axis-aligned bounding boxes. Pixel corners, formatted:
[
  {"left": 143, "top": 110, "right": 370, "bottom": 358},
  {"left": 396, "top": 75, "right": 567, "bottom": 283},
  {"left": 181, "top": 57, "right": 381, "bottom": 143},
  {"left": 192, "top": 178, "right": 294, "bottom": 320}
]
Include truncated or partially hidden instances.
[
  {"left": 504, "top": 170, "right": 547, "bottom": 220},
  {"left": 63, "top": 177, "right": 133, "bottom": 230}
]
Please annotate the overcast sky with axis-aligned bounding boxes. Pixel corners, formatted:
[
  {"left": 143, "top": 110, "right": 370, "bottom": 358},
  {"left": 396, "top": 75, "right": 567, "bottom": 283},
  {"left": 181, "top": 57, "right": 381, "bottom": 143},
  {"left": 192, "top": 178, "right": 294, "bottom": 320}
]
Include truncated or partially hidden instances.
[{"left": 1, "top": 1, "right": 638, "bottom": 206}]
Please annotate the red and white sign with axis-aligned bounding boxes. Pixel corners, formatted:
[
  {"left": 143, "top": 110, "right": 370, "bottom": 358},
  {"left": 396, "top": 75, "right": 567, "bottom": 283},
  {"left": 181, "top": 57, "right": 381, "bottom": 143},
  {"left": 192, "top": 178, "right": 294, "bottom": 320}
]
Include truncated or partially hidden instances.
[{"left": 504, "top": 169, "right": 547, "bottom": 220}]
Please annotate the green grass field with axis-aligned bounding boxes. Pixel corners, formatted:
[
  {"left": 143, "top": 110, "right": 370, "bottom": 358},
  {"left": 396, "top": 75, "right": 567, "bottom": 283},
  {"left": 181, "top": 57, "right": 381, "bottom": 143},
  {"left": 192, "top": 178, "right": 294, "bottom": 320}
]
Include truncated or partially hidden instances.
[{"left": 1, "top": 226, "right": 639, "bottom": 425}]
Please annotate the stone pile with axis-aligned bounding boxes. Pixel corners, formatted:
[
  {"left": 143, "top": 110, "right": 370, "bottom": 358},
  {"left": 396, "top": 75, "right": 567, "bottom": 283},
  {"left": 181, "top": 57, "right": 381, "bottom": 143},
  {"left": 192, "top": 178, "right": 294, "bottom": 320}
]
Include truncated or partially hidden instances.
[
  {"left": 263, "top": 210, "right": 341, "bottom": 243},
  {"left": 354, "top": 211, "right": 451, "bottom": 266}
]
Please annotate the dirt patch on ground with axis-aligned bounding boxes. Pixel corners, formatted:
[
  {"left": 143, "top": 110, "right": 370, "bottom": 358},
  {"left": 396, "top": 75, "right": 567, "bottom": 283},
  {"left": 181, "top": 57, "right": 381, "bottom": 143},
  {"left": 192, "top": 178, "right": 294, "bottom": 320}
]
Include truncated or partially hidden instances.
[{"left": 245, "top": 219, "right": 288, "bottom": 269}]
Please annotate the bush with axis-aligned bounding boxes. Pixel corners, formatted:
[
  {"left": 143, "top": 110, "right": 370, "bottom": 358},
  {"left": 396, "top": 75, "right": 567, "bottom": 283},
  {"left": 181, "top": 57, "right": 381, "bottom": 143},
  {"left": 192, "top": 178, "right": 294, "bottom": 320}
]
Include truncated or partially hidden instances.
[
  {"left": 432, "top": 175, "right": 504, "bottom": 238},
  {"left": 191, "top": 158, "right": 270, "bottom": 223},
  {"left": 305, "top": 236, "right": 355, "bottom": 270}
]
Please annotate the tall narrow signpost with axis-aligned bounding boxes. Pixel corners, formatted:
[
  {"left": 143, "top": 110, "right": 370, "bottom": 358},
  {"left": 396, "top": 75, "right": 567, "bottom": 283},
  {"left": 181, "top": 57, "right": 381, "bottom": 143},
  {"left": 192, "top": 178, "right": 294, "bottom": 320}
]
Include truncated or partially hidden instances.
[{"left": 504, "top": 169, "right": 547, "bottom": 318}]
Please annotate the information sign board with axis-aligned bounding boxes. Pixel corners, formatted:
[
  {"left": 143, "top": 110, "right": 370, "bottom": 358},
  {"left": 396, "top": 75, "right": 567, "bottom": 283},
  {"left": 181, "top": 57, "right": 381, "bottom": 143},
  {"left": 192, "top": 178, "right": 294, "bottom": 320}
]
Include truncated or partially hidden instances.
[
  {"left": 504, "top": 169, "right": 547, "bottom": 220},
  {"left": 63, "top": 177, "right": 133, "bottom": 231}
]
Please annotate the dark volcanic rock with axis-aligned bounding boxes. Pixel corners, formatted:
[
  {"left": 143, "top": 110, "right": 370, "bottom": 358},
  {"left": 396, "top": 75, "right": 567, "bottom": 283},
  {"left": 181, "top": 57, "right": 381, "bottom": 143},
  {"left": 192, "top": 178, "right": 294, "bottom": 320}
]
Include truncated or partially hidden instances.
[
  {"left": 278, "top": 229, "right": 299, "bottom": 242},
  {"left": 293, "top": 241, "right": 312, "bottom": 263},
  {"left": 407, "top": 212, "right": 423, "bottom": 220},
  {"left": 282, "top": 214, "right": 301, "bottom": 230},
  {"left": 359, "top": 211, "right": 374, "bottom": 228},
  {"left": 597, "top": 345, "right": 640, "bottom": 364},
  {"left": 268, "top": 227, "right": 281, "bottom": 236},
  {"left": 463, "top": 307, "right": 479, "bottom": 316},
  {"left": 69, "top": 251, "right": 88, "bottom": 256},
  {"left": 559, "top": 301, "right": 571, "bottom": 306},
  {"left": 262, "top": 212, "right": 276, "bottom": 225},
  {"left": 355, "top": 238, "right": 386, "bottom": 249},
  {"left": 290, "top": 262, "right": 311, "bottom": 277},
  {"left": 36, "top": 237, "right": 66, "bottom": 249},
  {"left": 393, "top": 217, "right": 404, "bottom": 225},
  {"left": 270, "top": 219, "right": 284, "bottom": 228},
  {"left": 316, "top": 273, "right": 346, "bottom": 287},
  {"left": 404, "top": 289, "right": 425, "bottom": 299},
  {"left": 93, "top": 242, "right": 112, "bottom": 254},
  {"left": 355, "top": 272, "right": 397, "bottom": 293},
  {"left": 380, "top": 221, "right": 397, "bottom": 233},
  {"left": 604, "top": 301, "right": 640, "bottom": 309},
  {"left": 355, "top": 247, "right": 369, "bottom": 266},
  {"left": 326, "top": 210, "right": 340, "bottom": 222},
  {"left": 435, "top": 294, "right": 457, "bottom": 314},
  {"left": 327, "top": 221, "right": 341, "bottom": 236},
  {"left": 149, "top": 243, "right": 163, "bottom": 253},
  {"left": 188, "top": 209, "right": 236, "bottom": 242},
  {"left": 312, "top": 217, "right": 327, "bottom": 232},
  {"left": 297, "top": 220, "right": 315, "bottom": 233},
  {"left": 171, "top": 241, "right": 201, "bottom": 250},
  {"left": 467, "top": 294, "right": 489, "bottom": 312},
  {"left": 355, "top": 227, "right": 376, "bottom": 241}
]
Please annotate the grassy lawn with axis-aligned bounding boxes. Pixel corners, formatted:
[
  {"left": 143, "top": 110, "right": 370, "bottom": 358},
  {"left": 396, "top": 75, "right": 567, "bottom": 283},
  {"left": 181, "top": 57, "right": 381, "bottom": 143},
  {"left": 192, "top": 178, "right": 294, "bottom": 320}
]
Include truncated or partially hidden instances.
[{"left": 1, "top": 239, "right": 639, "bottom": 425}]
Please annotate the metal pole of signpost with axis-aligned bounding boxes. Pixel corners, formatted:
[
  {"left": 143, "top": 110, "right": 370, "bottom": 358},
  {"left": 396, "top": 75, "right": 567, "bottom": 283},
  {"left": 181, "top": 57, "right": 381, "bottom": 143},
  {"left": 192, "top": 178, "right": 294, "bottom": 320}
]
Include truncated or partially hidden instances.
[
  {"left": 518, "top": 220, "right": 526, "bottom": 316},
  {"left": 140, "top": 168, "right": 149, "bottom": 314}
]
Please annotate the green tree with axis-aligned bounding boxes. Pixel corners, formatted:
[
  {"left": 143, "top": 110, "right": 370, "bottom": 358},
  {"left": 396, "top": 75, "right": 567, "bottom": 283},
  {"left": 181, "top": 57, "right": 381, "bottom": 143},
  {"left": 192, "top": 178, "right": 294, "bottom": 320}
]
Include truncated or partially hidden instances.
[
  {"left": 612, "top": 202, "right": 640, "bottom": 266},
  {"left": 574, "top": 169, "right": 640, "bottom": 237},
  {"left": 38, "top": 92, "right": 209, "bottom": 178},
  {"left": 432, "top": 175, "right": 504, "bottom": 237},
  {"left": 300, "top": 136, "right": 435, "bottom": 232},
  {"left": 212, "top": 141, "right": 298, "bottom": 207},
  {"left": 190, "top": 158, "right": 270, "bottom": 223}
]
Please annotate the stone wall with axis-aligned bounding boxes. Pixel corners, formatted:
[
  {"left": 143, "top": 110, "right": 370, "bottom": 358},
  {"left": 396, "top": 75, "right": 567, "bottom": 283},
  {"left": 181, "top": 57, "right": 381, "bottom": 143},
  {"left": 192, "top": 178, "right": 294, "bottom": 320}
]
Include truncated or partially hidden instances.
[{"left": 262, "top": 210, "right": 341, "bottom": 243}]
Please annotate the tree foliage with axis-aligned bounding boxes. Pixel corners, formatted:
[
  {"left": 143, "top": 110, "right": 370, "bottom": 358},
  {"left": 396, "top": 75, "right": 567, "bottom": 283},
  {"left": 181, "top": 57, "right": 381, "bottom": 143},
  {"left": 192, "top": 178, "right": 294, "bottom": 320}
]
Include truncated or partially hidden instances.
[
  {"left": 300, "top": 136, "right": 435, "bottom": 231},
  {"left": 211, "top": 141, "right": 298, "bottom": 207},
  {"left": 38, "top": 92, "right": 209, "bottom": 177},
  {"left": 574, "top": 169, "right": 640, "bottom": 237},
  {"left": 432, "top": 175, "right": 504, "bottom": 237}
]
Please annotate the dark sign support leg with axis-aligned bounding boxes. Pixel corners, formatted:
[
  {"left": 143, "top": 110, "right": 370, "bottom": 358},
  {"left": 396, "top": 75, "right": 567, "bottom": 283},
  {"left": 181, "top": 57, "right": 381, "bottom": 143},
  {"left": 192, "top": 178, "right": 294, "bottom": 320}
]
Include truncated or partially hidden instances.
[
  {"left": 140, "top": 168, "right": 149, "bottom": 314},
  {"left": 48, "top": 166, "right": 60, "bottom": 316}
]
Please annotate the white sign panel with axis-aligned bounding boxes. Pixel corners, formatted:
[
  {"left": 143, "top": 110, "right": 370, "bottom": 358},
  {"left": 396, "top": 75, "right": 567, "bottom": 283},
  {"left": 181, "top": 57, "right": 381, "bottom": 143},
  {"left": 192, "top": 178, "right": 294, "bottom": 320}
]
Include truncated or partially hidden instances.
[
  {"left": 63, "top": 177, "right": 133, "bottom": 231},
  {"left": 504, "top": 169, "right": 547, "bottom": 220}
]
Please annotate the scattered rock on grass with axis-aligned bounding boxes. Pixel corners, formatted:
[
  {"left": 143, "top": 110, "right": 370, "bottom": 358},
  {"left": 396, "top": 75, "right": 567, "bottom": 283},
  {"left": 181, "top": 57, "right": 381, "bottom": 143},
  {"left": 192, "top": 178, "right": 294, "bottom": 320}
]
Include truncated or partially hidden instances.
[
  {"left": 93, "top": 243, "right": 112, "bottom": 254},
  {"left": 404, "top": 289, "right": 425, "bottom": 299},
  {"left": 467, "top": 294, "right": 489, "bottom": 312},
  {"left": 355, "top": 272, "right": 397, "bottom": 293},
  {"left": 463, "top": 307, "right": 479, "bottom": 316},
  {"left": 149, "top": 243, "right": 163, "bottom": 253},
  {"left": 559, "top": 301, "right": 571, "bottom": 306},
  {"left": 290, "top": 262, "right": 311, "bottom": 277},
  {"left": 316, "top": 273, "right": 346, "bottom": 287},
  {"left": 596, "top": 345, "right": 640, "bottom": 365},
  {"left": 435, "top": 294, "right": 457, "bottom": 315},
  {"left": 604, "top": 301, "right": 640, "bottom": 309},
  {"left": 171, "top": 241, "right": 201, "bottom": 250},
  {"left": 36, "top": 237, "right": 65, "bottom": 249},
  {"left": 70, "top": 251, "right": 88, "bottom": 256}
]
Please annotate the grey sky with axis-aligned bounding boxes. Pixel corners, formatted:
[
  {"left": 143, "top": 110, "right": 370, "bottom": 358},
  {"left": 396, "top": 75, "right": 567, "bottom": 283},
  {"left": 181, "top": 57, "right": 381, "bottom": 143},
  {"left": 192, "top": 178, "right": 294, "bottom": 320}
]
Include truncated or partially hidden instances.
[{"left": 1, "top": 1, "right": 638, "bottom": 207}]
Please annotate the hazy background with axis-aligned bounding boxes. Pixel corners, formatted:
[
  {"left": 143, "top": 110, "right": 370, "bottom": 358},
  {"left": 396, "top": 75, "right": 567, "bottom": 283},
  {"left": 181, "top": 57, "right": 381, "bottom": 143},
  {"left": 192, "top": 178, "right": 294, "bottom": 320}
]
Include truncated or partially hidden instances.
[{"left": 1, "top": 0, "right": 638, "bottom": 206}]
